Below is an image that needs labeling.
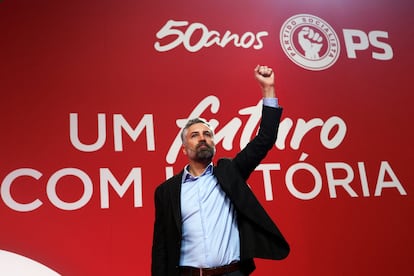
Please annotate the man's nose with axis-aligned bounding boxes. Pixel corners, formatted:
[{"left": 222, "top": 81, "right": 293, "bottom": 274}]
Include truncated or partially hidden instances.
[{"left": 197, "top": 134, "right": 208, "bottom": 142}]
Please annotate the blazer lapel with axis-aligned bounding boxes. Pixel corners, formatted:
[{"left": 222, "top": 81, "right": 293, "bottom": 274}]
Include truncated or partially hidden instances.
[{"left": 214, "top": 160, "right": 280, "bottom": 236}]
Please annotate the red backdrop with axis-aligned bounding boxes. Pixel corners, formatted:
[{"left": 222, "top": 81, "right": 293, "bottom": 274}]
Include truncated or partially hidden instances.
[{"left": 1, "top": 0, "right": 413, "bottom": 275}]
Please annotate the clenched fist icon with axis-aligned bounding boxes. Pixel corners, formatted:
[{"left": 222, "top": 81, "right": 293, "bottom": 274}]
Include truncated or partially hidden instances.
[{"left": 298, "top": 27, "right": 323, "bottom": 59}]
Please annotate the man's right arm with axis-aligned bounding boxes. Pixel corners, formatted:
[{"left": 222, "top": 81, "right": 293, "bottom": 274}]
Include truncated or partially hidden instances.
[{"left": 151, "top": 187, "right": 168, "bottom": 276}]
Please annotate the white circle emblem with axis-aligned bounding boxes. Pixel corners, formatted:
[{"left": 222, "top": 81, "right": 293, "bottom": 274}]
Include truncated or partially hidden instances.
[{"left": 280, "top": 14, "right": 340, "bottom": 71}]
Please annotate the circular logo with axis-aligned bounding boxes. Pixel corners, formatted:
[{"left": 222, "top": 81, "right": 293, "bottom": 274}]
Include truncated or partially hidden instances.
[{"left": 280, "top": 14, "right": 340, "bottom": 71}]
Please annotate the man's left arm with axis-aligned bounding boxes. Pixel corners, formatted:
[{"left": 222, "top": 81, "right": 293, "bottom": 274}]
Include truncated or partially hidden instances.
[{"left": 232, "top": 65, "right": 282, "bottom": 179}]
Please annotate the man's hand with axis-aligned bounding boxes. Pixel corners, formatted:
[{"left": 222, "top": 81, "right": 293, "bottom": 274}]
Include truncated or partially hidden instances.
[{"left": 254, "top": 65, "right": 275, "bottom": 98}]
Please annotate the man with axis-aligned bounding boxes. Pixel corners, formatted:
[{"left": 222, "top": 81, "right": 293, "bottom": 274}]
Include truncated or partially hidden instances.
[{"left": 152, "top": 65, "right": 290, "bottom": 276}]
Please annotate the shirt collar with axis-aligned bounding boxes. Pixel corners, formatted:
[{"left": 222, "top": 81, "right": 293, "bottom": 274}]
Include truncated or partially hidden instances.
[{"left": 182, "top": 163, "right": 213, "bottom": 183}]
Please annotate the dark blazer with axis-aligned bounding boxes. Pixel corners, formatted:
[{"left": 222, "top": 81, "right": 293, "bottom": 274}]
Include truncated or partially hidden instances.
[{"left": 152, "top": 106, "right": 290, "bottom": 276}]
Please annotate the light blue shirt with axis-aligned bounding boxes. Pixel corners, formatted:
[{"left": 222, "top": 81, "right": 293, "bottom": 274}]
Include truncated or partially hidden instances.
[
  {"left": 179, "top": 99, "right": 278, "bottom": 268},
  {"left": 263, "top": 97, "right": 278, "bottom": 108},
  {"left": 180, "top": 164, "right": 240, "bottom": 267}
]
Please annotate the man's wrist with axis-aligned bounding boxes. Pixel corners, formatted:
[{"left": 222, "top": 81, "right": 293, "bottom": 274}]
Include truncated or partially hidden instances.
[{"left": 261, "top": 86, "right": 275, "bottom": 98}]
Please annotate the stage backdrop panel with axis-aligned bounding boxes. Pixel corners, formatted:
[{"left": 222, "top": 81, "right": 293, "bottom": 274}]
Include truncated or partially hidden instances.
[{"left": 0, "top": 0, "right": 413, "bottom": 275}]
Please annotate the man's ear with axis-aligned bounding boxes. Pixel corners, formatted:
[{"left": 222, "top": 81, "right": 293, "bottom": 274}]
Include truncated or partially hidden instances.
[{"left": 182, "top": 145, "right": 187, "bottom": 156}]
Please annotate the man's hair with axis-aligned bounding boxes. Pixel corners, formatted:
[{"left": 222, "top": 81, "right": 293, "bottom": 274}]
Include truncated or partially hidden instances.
[{"left": 180, "top": 118, "right": 213, "bottom": 143}]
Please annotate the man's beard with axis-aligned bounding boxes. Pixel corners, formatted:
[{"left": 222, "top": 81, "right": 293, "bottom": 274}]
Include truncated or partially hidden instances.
[{"left": 194, "top": 142, "right": 215, "bottom": 162}]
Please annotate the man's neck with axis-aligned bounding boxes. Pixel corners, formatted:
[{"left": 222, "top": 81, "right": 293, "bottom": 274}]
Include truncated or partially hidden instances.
[{"left": 187, "top": 160, "right": 211, "bottom": 176}]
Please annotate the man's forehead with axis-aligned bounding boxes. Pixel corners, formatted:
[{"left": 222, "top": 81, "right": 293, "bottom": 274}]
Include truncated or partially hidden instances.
[{"left": 187, "top": 123, "right": 212, "bottom": 133}]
